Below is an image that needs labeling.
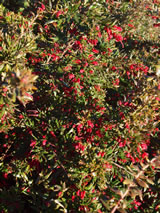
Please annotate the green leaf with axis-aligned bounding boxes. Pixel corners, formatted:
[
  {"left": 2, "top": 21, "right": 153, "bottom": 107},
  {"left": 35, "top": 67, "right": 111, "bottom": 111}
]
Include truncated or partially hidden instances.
[
  {"left": 21, "top": 173, "right": 28, "bottom": 182},
  {"left": 85, "top": 182, "right": 94, "bottom": 191},
  {"left": 136, "top": 179, "right": 149, "bottom": 188},
  {"left": 45, "top": 20, "right": 57, "bottom": 25},
  {"left": 146, "top": 178, "right": 154, "bottom": 185},
  {"left": 0, "top": 64, "right": 4, "bottom": 73},
  {"left": 44, "top": 171, "right": 52, "bottom": 180},
  {"left": 0, "top": 106, "right": 5, "bottom": 119},
  {"left": 123, "top": 179, "right": 136, "bottom": 186}
]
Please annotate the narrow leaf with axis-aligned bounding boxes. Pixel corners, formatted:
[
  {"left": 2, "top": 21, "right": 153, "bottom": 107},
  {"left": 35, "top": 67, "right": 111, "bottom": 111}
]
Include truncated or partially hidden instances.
[
  {"left": 123, "top": 179, "right": 136, "bottom": 186},
  {"left": 136, "top": 179, "right": 149, "bottom": 188}
]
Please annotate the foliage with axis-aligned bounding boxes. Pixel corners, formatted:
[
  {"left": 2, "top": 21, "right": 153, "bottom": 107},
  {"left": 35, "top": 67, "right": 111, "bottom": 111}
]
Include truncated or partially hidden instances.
[
  {"left": 0, "top": 0, "right": 160, "bottom": 212},
  {"left": 0, "top": 4, "right": 38, "bottom": 132}
]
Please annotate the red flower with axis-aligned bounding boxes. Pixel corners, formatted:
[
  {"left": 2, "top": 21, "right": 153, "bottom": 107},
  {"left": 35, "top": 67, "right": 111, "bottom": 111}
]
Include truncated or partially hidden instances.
[
  {"left": 80, "top": 69, "right": 84, "bottom": 73},
  {"left": 88, "top": 39, "right": 98, "bottom": 46},
  {"left": 108, "top": 48, "right": 112, "bottom": 55},
  {"left": 92, "top": 61, "right": 98, "bottom": 65},
  {"left": 42, "top": 140, "right": 47, "bottom": 146},
  {"left": 30, "top": 140, "right": 36, "bottom": 147},
  {"left": 86, "top": 128, "right": 92, "bottom": 133},
  {"left": 119, "top": 139, "right": 126, "bottom": 147},
  {"left": 72, "top": 195, "right": 75, "bottom": 202},
  {"left": 74, "top": 142, "right": 85, "bottom": 151},
  {"left": 76, "top": 190, "right": 80, "bottom": 196},
  {"left": 113, "top": 25, "right": 122, "bottom": 32},
  {"left": 58, "top": 191, "right": 62, "bottom": 197},
  {"left": 77, "top": 123, "right": 83, "bottom": 134},
  {"left": 119, "top": 111, "right": 125, "bottom": 119},
  {"left": 94, "top": 85, "right": 101, "bottom": 91},
  {"left": 89, "top": 70, "right": 94, "bottom": 74},
  {"left": 98, "top": 32, "right": 102, "bottom": 38},
  {"left": 111, "top": 66, "right": 117, "bottom": 70},
  {"left": 74, "top": 59, "right": 81, "bottom": 64},
  {"left": 104, "top": 27, "right": 112, "bottom": 39},
  {"left": 41, "top": 4, "right": 45, "bottom": 10},
  {"left": 56, "top": 11, "right": 63, "bottom": 18},
  {"left": 113, "top": 33, "right": 124, "bottom": 47},
  {"left": 92, "top": 48, "right": 99, "bottom": 54},
  {"left": 95, "top": 130, "right": 102, "bottom": 138},
  {"left": 3, "top": 173, "right": 8, "bottom": 179},
  {"left": 75, "top": 135, "right": 82, "bottom": 141},
  {"left": 128, "top": 23, "right": 134, "bottom": 28},
  {"left": 87, "top": 120, "right": 94, "bottom": 128},
  {"left": 19, "top": 114, "right": 24, "bottom": 119},
  {"left": 153, "top": 23, "right": 160, "bottom": 27},
  {"left": 104, "top": 163, "right": 112, "bottom": 170},
  {"left": 141, "top": 143, "right": 148, "bottom": 151},
  {"left": 113, "top": 78, "right": 120, "bottom": 86},
  {"left": 76, "top": 190, "right": 86, "bottom": 199},
  {"left": 80, "top": 191, "right": 86, "bottom": 199},
  {"left": 125, "top": 123, "right": 130, "bottom": 129},
  {"left": 38, "top": 3, "right": 45, "bottom": 12},
  {"left": 142, "top": 152, "right": 148, "bottom": 159},
  {"left": 97, "top": 152, "right": 105, "bottom": 157},
  {"left": 68, "top": 73, "right": 75, "bottom": 79}
]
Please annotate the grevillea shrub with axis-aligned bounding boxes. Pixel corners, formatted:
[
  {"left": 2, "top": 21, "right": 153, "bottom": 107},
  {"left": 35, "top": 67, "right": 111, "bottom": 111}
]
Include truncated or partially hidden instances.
[
  {"left": 0, "top": 0, "right": 160, "bottom": 212},
  {"left": 0, "top": 4, "right": 38, "bottom": 132}
]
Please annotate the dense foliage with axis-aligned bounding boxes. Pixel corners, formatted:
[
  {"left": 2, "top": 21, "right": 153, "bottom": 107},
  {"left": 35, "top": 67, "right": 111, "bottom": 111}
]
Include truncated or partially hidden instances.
[{"left": 0, "top": 0, "right": 160, "bottom": 212}]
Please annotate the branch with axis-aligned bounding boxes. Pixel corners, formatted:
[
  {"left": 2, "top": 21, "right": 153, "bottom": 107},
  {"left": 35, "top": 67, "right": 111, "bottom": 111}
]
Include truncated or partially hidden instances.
[{"left": 111, "top": 156, "right": 158, "bottom": 213}]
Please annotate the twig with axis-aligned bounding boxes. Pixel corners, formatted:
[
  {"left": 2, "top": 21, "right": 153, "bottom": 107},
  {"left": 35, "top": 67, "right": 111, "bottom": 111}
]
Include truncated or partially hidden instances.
[
  {"left": 46, "top": 40, "right": 75, "bottom": 64},
  {"left": 111, "top": 157, "right": 157, "bottom": 213},
  {"left": 59, "top": 40, "right": 75, "bottom": 59},
  {"left": 112, "top": 162, "right": 134, "bottom": 177}
]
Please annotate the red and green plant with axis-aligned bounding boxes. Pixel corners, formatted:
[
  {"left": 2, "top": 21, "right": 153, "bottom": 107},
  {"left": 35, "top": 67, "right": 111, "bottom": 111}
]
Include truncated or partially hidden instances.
[{"left": 0, "top": 0, "right": 160, "bottom": 212}]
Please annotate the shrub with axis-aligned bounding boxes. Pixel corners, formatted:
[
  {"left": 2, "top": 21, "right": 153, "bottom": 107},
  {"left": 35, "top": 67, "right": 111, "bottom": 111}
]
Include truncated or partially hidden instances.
[
  {"left": 0, "top": 0, "right": 160, "bottom": 212},
  {"left": 0, "top": 4, "right": 38, "bottom": 132}
]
